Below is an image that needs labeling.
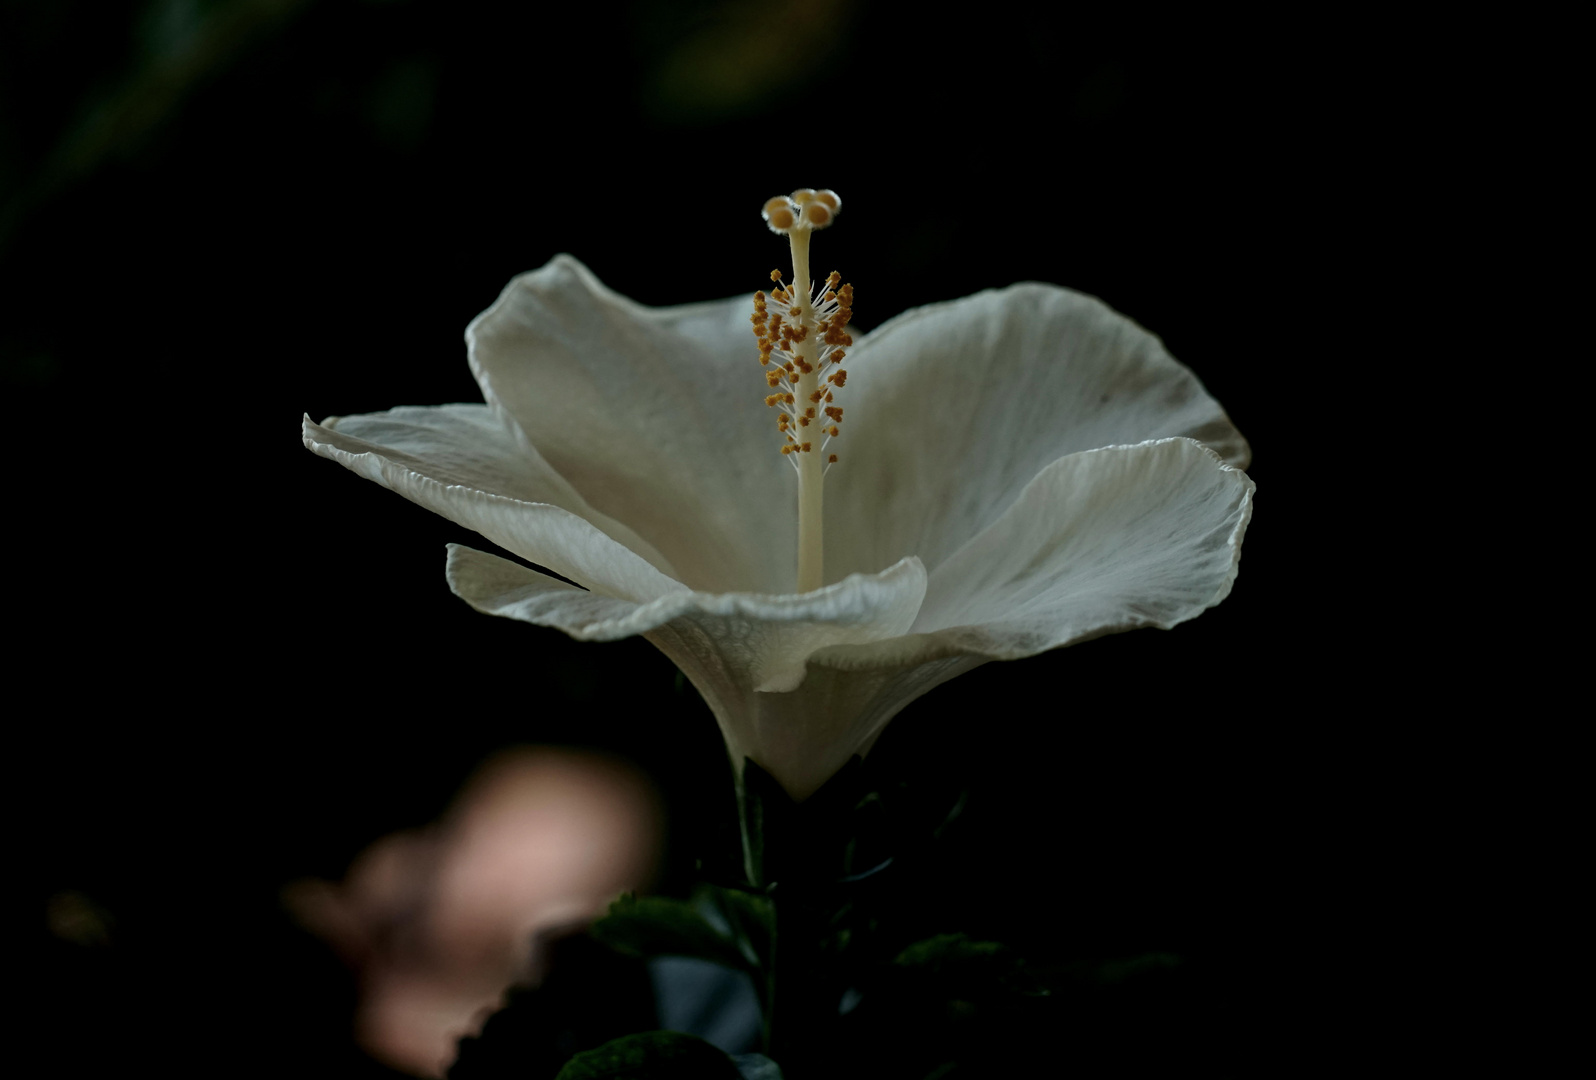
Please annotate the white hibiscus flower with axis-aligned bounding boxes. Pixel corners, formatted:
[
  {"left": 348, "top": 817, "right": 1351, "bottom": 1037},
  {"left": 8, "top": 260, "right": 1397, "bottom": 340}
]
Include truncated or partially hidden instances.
[{"left": 303, "top": 190, "right": 1254, "bottom": 800}]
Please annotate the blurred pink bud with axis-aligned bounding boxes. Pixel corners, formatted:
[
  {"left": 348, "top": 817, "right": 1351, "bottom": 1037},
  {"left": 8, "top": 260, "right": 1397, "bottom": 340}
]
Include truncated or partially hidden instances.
[{"left": 285, "top": 747, "right": 662, "bottom": 1077}]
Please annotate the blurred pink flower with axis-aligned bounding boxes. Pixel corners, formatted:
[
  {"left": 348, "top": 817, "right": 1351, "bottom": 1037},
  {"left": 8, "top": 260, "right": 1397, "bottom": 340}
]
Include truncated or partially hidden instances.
[{"left": 285, "top": 748, "right": 662, "bottom": 1078}]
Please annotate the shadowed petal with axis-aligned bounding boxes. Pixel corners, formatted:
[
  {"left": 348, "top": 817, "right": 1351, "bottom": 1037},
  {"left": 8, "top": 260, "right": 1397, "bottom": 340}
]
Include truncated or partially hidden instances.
[
  {"left": 827, "top": 284, "right": 1249, "bottom": 581},
  {"left": 304, "top": 412, "right": 684, "bottom": 603},
  {"left": 467, "top": 256, "right": 797, "bottom": 595},
  {"left": 683, "top": 439, "right": 1253, "bottom": 798},
  {"left": 448, "top": 545, "right": 929, "bottom": 797},
  {"left": 655, "top": 634, "right": 987, "bottom": 801}
]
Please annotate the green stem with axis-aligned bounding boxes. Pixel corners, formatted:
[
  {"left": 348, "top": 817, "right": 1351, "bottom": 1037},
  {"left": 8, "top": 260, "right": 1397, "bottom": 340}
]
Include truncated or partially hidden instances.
[{"left": 765, "top": 884, "right": 839, "bottom": 1078}]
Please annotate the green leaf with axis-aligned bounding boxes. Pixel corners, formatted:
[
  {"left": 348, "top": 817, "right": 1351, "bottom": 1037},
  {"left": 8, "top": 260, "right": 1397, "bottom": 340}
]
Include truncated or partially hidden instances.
[
  {"left": 1089, "top": 951, "right": 1181, "bottom": 984},
  {"left": 590, "top": 894, "right": 749, "bottom": 972},
  {"left": 696, "top": 884, "right": 775, "bottom": 972},
  {"left": 729, "top": 1053, "right": 784, "bottom": 1080},
  {"left": 893, "top": 933, "right": 1043, "bottom": 998},
  {"left": 553, "top": 1031, "right": 744, "bottom": 1080},
  {"left": 895, "top": 935, "right": 1183, "bottom": 997},
  {"left": 894, "top": 933, "right": 1016, "bottom": 976},
  {"left": 736, "top": 757, "right": 792, "bottom": 889},
  {"left": 590, "top": 888, "right": 775, "bottom": 977}
]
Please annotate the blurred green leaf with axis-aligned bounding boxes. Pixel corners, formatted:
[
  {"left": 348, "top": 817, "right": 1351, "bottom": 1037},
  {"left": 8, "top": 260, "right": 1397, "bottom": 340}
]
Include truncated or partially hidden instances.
[
  {"left": 554, "top": 1030, "right": 743, "bottom": 1080},
  {"left": 591, "top": 887, "right": 773, "bottom": 977},
  {"left": 1088, "top": 951, "right": 1182, "bottom": 984},
  {"left": 891, "top": 932, "right": 1045, "bottom": 1021},
  {"left": 728, "top": 1053, "right": 784, "bottom": 1080},
  {"left": 698, "top": 884, "right": 774, "bottom": 972}
]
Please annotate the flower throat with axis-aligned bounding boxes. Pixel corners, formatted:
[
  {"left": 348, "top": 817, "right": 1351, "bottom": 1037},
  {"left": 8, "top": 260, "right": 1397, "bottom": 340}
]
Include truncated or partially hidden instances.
[{"left": 752, "top": 188, "right": 852, "bottom": 594}]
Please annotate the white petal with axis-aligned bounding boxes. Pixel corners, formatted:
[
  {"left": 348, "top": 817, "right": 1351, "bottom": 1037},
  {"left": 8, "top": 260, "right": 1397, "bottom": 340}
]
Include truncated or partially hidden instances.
[
  {"left": 658, "top": 646, "right": 987, "bottom": 803},
  {"left": 306, "top": 404, "right": 679, "bottom": 576},
  {"left": 466, "top": 256, "right": 797, "bottom": 594},
  {"left": 448, "top": 545, "right": 966, "bottom": 800},
  {"left": 711, "top": 439, "right": 1253, "bottom": 780},
  {"left": 826, "top": 284, "right": 1249, "bottom": 581},
  {"left": 448, "top": 542, "right": 943, "bottom": 801},
  {"left": 912, "top": 437, "right": 1253, "bottom": 649},
  {"left": 304, "top": 412, "right": 684, "bottom": 604},
  {"left": 445, "top": 545, "right": 926, "bottom": 695}
]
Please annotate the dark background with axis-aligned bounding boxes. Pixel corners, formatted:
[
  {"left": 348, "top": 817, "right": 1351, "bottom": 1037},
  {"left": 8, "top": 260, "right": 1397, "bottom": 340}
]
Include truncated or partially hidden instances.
[{"left": 8, "top": 1, "right": 1423, "bottom": 1075}]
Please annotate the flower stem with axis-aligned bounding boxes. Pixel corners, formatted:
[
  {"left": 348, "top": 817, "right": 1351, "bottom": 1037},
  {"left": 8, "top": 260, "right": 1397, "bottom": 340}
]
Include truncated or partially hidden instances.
[
  {"left": 765, "top": 886, "right": 834, "bottom": 1077},
  {"left": 790, "top": 227, "right": 824, "bottom": 593}
]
